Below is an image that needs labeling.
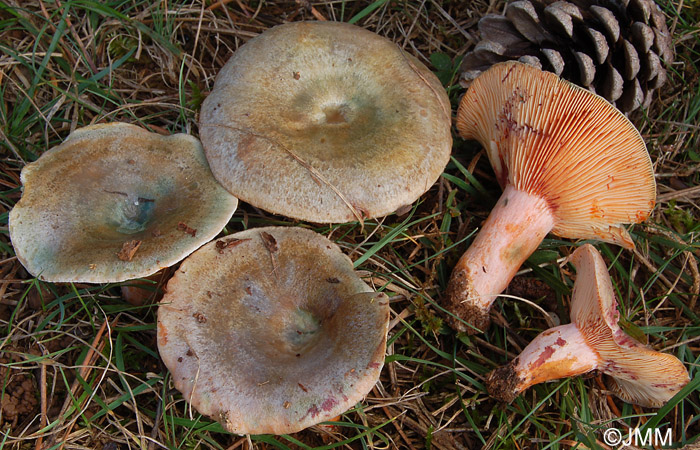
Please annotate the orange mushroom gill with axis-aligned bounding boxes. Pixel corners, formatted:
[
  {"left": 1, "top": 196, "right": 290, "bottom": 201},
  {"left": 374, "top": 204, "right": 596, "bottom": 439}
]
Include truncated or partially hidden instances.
[
  {"left": 445, "top": 62, "right": 655, "bottom": 333},
  {"left": 486, "top": 244, "right": 689, "bottom": 408}
]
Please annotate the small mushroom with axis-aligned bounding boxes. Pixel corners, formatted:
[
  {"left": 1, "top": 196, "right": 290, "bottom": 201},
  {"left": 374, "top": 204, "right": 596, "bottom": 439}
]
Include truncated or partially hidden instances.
[
  {"left": 9, "top": 123, "right": 238, "bottom": 283},
  {"left": 157, "top": 227, "right": 390, "bottom": 435},
  {"left": 445, "top": 62, "right": 655, "bottom": 333},
  {"left": 486, "top": 244, "right": 690, "bottom": 408},
  {"left": 199, "top": 21, "right": 452, "bottom": 223}
]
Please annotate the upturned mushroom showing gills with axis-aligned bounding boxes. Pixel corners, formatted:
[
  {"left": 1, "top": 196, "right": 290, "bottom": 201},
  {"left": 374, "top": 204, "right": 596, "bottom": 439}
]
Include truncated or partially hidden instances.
[
  {"left": 486, "top": 244, "right": 689, "bottom": 407},
  {"left": 157, "top": 227, "right": 390, "bottom": 435},
  {"left": 199, "top": 21, "right": 452, "bottom": 223},
  {"left": 445, "top": 61, "right": 655, "bottom": 333},
  {"left": 9, "top": 123, "right": 238, "bottom": 283}
]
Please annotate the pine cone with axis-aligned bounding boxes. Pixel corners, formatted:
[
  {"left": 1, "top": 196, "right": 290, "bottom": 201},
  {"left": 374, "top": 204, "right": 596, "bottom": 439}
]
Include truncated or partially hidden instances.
[{"left": 459, "top": 0, "right": 674, "bottom": 113}]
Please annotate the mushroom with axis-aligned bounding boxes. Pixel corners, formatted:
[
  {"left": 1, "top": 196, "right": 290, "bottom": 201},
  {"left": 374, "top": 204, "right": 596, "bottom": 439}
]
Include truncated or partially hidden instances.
[
  {"left": 157, "top": 226, "right": 390, "bottom": 435},
  {"left": 199, "top": 21, "right": 452, "bottom": 223},
  {"left": 9, "top": 123, "right": 238, "bottom": 283},
  {"left": 486, "top": 244, "right": 690, "bottom": 408},
  {"left": 445, "top": 61, "right": 655, "bottom": 333}
]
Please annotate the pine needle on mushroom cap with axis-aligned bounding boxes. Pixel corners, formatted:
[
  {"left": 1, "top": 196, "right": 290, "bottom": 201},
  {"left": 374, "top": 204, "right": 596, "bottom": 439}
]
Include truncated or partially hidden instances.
[{"left": 199, "top": 21, "right": 453, "bottom": 224}]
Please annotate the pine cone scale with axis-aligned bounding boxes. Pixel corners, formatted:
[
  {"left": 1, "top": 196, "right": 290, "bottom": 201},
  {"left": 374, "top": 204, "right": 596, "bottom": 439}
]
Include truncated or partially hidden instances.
[{"left": 460, "top": 0, "right": 674, "bottom": 113}]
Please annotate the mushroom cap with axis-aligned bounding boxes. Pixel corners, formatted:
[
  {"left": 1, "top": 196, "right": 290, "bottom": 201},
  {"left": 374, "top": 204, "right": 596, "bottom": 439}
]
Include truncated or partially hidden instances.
[
  {"left": 157, "top": 226, "right": 390, "bottom": 435},
  {"left": 570, "top": 244, "right": 690, "bottom": 408},
  {"left": 456, "top": 61, "right": 656, "bottom": 248},
  {"left": 199, "top": 21, "right": 452, "bottom": 223},
  {"left": 9, "top": 123, "right": 238, "bottom": 283}
]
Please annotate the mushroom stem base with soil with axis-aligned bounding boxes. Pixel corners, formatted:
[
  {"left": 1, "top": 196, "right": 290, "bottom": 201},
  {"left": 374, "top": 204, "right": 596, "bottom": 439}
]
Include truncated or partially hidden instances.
[
  {"left": 487, "top": 324, "right": 596, "bottom": 403},
  {"left": 445, "top": 185, "right": 554, "bottom": 333}
]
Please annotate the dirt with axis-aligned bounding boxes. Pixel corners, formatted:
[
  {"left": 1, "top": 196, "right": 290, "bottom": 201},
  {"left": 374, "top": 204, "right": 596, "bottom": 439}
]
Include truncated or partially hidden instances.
[
  {"left": 177, "top": 222, "right": 197, "bottom": 237},
  {"left": 26, "top": 282, "right": 56, "bottom": 310},
  {"left": 0, "top": 352, "right": 38, "bottom": 429},
  {"left": 442, "top": 268, "right": 492, "bottom": 334},
  {"left": 507, "top": 276, "right": 558, "bottom": 309},
  {"left": 485, "top": 358, "right": 523, "bottom": 404}
]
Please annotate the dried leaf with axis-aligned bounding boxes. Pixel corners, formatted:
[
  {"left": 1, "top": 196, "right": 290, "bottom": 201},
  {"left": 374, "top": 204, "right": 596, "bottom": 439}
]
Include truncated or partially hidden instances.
[
  {"left": 177, "top": 222, "right": 197, "bottom": 237},
  {"left": 117, "top": 240, "right": 142, "bottom": 262},
  {"left": 260, "top": 232, "right": 278, "bottom": 253}
]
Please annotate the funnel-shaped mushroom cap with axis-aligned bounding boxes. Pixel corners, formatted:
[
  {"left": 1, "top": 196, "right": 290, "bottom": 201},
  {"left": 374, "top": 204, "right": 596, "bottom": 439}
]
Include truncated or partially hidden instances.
[
  {"left": 157, "top": 227, "right": 390, "bottom": 435},
  {"left": 487, "top": 244, "right": 690, "bottom": 408},
  {"left": 456, "top": 61, "right": 655, "bottom": 247},
  {"left": 9, "top": 123, "right": 238, "bottom": 283},
  {"left": 200, "top": 21, "right": 452, "bottom": 223}
]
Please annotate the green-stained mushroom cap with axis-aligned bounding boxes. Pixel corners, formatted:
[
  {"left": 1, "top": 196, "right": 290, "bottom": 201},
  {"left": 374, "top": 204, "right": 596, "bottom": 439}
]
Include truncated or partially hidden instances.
[
  {"left": 9, "top": 122, "right": 238, "bottom": 283},
  {"left": 199, "top": 21, "right": 452, "bottom": 223},
  {"left": 157, "top": 226, "right": 390, "bottom": 435}
]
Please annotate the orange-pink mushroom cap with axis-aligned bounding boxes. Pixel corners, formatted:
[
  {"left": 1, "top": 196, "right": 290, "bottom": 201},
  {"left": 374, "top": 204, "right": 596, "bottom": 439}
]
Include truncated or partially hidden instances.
[
  {"left": 199, "top": 21, "right": 452, "bottom": 223},
  {"left": 445, "top": 61, "right": 656, "bottom": 333},
  {"left": 9, "top": 123, "right": 238, "bottom": 283},
  {"left": 486, "top": 244, "right": 689, "bottom": 408},
  {"left": 157, "top": 226, "right": 390, "bottom": 435}
]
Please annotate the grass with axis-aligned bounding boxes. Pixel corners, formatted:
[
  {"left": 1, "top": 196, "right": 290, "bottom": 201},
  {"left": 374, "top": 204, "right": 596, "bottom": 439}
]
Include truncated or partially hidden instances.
[{"left": 0, "top": 0, "right": 698, "bottom": 449}]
